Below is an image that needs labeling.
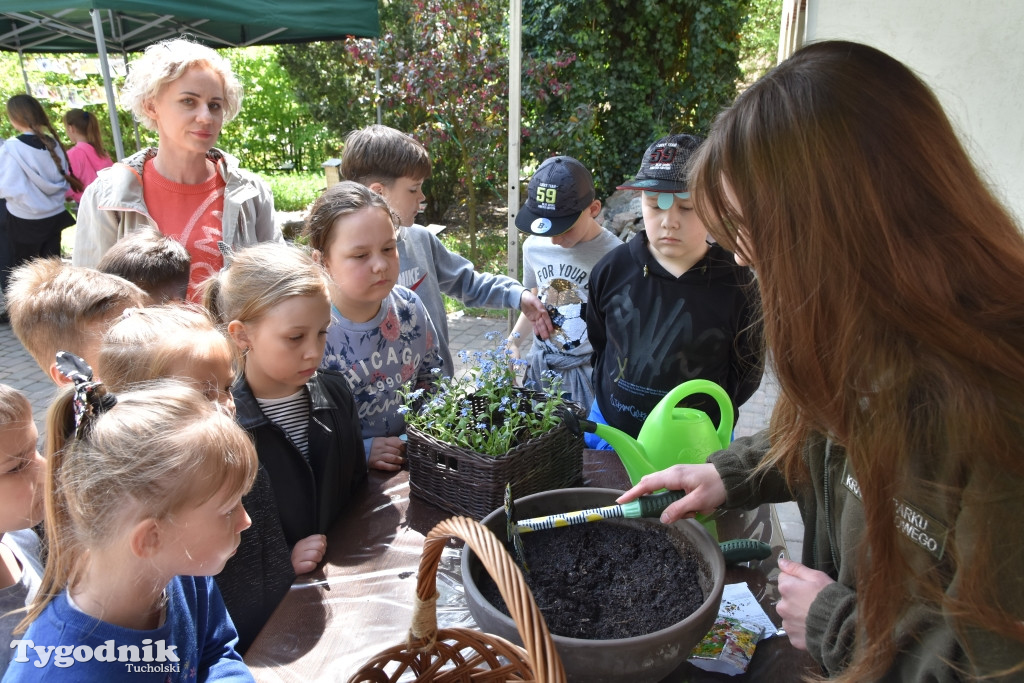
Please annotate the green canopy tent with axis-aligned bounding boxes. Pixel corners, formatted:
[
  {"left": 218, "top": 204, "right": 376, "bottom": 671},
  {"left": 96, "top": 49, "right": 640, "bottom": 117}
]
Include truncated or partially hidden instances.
[{"left": 0, "top": 0, "right": 379, "bottom": 158}]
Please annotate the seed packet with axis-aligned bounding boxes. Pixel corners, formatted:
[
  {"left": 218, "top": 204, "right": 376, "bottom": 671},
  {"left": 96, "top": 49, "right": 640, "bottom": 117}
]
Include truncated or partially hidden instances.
[
  {"left": 688, "top": 583, "right": 777, "bottom": 675},
  {"left": 689, "top": 616, "right": 763, "bottom": 675}
]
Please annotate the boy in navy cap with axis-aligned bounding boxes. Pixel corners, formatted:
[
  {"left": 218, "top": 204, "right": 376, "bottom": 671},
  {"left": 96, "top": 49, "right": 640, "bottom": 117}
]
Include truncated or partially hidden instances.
[
  {"left": 507, "top": 156, "right": 621, "bottom": 409},
  {"left": 585, "top": 134, "right": 764, "bottom": 448}
]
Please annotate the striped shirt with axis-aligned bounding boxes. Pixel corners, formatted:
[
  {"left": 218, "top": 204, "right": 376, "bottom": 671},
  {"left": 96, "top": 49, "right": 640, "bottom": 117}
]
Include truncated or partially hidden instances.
[{"left": 256, "top": 389, "right": 310, "bottom": 458}]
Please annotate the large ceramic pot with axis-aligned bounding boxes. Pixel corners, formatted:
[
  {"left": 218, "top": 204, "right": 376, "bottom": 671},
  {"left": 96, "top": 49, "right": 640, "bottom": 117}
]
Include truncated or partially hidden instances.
[{"left": 462, "top": 487, "right": 725, "bottom": 683}]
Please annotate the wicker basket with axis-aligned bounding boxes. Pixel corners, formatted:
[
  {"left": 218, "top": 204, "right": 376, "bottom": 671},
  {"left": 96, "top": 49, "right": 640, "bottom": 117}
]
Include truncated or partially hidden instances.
[
  {"left": 406, "top": 395, "right": 584, "bottom": 519},
  {"left": 347, "top": 516, "right": 567, "bottom": 683}
]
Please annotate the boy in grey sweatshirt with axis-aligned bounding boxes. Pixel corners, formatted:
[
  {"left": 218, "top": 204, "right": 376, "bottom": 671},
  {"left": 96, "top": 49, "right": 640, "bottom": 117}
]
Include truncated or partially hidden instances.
[{"left": 340, "top": 125, "right": 552, "bottom": 372}]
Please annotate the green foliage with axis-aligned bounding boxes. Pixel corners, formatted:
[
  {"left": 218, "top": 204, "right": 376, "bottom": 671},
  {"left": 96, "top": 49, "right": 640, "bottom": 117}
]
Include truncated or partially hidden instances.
[
  {"left": 256, "top": 171, "right": 324, "bottom": 212},
  {"left": 367, "top": 0, "right": 511, "bottom": 258},
  {"left": 400, "top": 334, "right": 566, "bottom": 455},
  {"left": 0, "top": 54, "right": 25, "bottom": 103},
  {"left": 219, "top": 46, "right": 343, "bottom": 172},
  {"left": 278, "top": 0, "right": 513, "bottom": 249},
  {"left": 521, "top": 0, "right": 748, "bottom": 196},
  {"left": 738, "top": 0, "right": 783, "bottom": 85},
  {"left": 0, "top": 52, "right": 136, "bottom": 155},
  {"left": 275, "top": 42, "right": 378, "bottom": 142}
]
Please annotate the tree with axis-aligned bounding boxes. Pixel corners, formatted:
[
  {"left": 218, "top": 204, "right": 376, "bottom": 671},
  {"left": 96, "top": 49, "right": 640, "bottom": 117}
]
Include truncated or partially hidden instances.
[
  {"left": 275, "top": 41, "right": 378, "bottom": 144},
  {"left": 219, "top": 46, "right": 342, "bottom": 172},
  {"left": 278, "top": 0, "right": 756, "bottom": 229},
  {"left": 375, "top": 0, "right": 510, "bottom": 259},
  {"left": 521, "top": 0, "right": 748, "bottom": 196},
  {"left": 738, "top": 0, "right": 783, "bottom": 87},
  {"left": 280, "top": 0, "right": 514, "bottom": 259}
]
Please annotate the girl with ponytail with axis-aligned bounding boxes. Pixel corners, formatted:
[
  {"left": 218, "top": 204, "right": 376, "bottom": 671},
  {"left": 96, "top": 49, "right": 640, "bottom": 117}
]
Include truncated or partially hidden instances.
[
  {"left": 6, "top": 359, "right": 257, "bottom": 680},
  {"left": 0, "top": 94, "right": 82, "bottom": 272},
  {"left": 62, "top": 108, "right": 113, "bottom": 203}
]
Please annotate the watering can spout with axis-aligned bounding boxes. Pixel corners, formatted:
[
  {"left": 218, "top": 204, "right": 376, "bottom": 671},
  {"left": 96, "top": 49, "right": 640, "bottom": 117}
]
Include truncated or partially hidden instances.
[{"left": 587, "top": 421, "right": 658, "bottom": 487}]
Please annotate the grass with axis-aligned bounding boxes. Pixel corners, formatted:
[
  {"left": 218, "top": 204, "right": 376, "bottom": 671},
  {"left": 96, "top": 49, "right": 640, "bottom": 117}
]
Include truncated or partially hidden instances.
[{"left": 259, "top": 171, "right": 324, "bottom": 212}]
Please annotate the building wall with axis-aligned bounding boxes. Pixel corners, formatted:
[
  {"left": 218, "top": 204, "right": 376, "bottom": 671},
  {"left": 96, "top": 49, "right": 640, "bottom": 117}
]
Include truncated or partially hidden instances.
[{"left": 780, "top": 0, "right": 1024, "bottom": 225}]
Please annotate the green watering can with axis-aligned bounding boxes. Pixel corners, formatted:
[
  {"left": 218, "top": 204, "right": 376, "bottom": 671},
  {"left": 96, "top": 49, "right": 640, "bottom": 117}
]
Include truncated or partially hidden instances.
[
  {"left": 571, "top": 380, "right": 733, "bottom": 539},
  {"left": 584, "top": 379, "right": 734, "bottom": 487}
]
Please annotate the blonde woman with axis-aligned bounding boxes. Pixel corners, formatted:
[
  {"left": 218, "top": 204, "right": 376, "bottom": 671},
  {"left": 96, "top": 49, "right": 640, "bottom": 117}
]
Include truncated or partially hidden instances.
[{"left": 73, "top": 37, "right": 280, "bottom": 300}]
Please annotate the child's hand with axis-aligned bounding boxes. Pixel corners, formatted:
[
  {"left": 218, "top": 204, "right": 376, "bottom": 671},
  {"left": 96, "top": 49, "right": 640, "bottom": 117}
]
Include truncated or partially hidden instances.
[
  {"left": 519, "top": 291, "right": 553, "bottom": 340},
  {"left": 291, "top": 534, "right": 327, "bottom": 575},
  {"left": 369, "top": 436, "right": 406, "bottom": 471}
]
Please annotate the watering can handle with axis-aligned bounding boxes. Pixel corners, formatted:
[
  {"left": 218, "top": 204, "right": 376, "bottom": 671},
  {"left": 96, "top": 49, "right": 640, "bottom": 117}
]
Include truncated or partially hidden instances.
[{"left": 660, "top": 380, "right": 734, "bottom": 449}]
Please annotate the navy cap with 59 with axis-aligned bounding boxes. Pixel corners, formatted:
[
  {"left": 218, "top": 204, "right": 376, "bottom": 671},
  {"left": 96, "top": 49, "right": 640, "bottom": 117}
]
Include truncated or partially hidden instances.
[
  {"left": 515, "top": 156, "right": 595, "bottom": 236},
  {"left": 617, "top": 133, "right": 703, "bottom": 193}
]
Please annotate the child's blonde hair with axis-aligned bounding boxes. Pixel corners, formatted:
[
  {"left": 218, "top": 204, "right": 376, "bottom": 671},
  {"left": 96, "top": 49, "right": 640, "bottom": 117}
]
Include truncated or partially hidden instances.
[
  {"left": 98, "top": 305, "right": 231, "bottom": 391},
  {"left": 123, "top": 37, "right": 243, "bottom": 131},
  {"left": 340, "top": 124, "right": 432, "bottom": 186},
  {"left": 22, "top": 381, "right": 257, "bottom": 633},
  {"left": 5, "top": 259, "right": 148, "bottom": 373},
  {"left": 0, "top": 384, "right": 31, "bottom": 426},
  {"left": 305, "top": 180, "right": 398, "bottom": 255},
  {"left": 200, "top": 243, "right": 330, "bottom": 364}
]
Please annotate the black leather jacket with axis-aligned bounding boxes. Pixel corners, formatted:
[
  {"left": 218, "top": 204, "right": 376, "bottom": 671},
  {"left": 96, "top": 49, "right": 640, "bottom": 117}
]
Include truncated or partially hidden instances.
[{"left": 231, "top": 370, "right": 368, "bottom": 545}]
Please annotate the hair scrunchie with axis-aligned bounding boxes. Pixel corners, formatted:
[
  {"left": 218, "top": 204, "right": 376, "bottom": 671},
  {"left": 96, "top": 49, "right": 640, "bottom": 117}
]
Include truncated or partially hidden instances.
[{"left": 54, "top": 351, "right": 117, "bottom": 439}]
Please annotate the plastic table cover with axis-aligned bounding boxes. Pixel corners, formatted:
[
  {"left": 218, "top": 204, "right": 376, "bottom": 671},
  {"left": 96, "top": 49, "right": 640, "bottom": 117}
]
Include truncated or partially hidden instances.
[{"left": 244, "top": 451, "right": 819, "bottom": 682}]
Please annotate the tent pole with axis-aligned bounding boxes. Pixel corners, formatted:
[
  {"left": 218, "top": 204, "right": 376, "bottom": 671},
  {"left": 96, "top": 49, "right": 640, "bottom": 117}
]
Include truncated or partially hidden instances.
[
  {"left": 110, "top": 10, "right": 142, "bottom": 152},
  {"left": 506, "top": 0, "right": 522, "bottom": 332},
  {"left": 16, "top": 50, "right": 30, "bottom": 93},
  {"left": 375, "top": 39, "right": 382, "bottom": 125},
  {"left": 91, "top": 9, "right": 125, "bottom": 160}
]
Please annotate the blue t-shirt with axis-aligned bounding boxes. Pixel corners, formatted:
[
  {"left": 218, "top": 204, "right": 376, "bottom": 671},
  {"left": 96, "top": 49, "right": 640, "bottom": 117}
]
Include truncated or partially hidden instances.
[{"left": 2, "top": 575, "right": 251, "bottom": 682}]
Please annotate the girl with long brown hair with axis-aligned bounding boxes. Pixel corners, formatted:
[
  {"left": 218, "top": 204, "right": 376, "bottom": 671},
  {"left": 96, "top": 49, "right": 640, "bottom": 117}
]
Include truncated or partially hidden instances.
[
  {"left": 620, "top": 40, "right": 1024, "bottom": 680},
  {"left": 0, "top": 95, "right": 83, "bottom": 279},
  {"left": 62, "top": 108, "right": 112, "bottom": 203}
]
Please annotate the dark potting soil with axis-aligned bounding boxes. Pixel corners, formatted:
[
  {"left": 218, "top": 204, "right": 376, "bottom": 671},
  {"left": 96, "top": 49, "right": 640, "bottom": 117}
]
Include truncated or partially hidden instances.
[{"left": 478, "top": 521, "right": 704, "bottom": 640}]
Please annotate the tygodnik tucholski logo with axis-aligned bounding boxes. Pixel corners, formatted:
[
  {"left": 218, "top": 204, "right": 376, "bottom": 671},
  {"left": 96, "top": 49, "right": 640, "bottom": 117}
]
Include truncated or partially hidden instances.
[{"left": 9, "top": 638, "right": 181, "bottom": 672}]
